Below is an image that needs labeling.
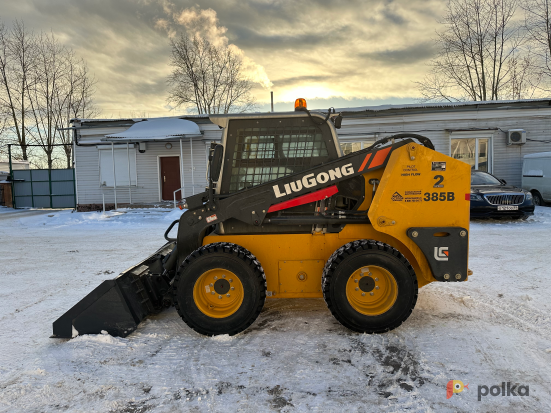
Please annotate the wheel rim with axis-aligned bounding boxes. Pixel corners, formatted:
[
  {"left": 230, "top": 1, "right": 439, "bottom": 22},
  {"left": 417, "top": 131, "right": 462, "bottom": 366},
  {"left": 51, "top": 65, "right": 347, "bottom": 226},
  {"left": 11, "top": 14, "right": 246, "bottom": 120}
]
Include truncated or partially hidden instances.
[
  {"left": 193, "top": 268, "right": 244, "bottom": 318},
  {"left": 345, "top": 265, "right": 398, "bottom": 316},
  {"left": 534, "top": 194, "right": 541, "bottom": 205}
]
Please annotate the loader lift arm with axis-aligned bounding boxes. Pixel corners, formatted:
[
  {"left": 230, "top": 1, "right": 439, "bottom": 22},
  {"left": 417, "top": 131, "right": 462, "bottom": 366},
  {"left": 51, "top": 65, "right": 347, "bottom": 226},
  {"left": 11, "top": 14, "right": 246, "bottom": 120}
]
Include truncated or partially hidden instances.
[{"left": 176, "top": 138, "right": 414, "bottom": 262}]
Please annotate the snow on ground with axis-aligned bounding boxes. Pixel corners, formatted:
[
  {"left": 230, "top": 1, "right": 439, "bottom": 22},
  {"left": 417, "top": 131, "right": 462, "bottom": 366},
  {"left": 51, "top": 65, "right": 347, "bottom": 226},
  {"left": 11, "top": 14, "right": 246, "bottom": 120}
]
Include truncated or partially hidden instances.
[{"left": 0, "top": 206, "right": 550, "bottom": 412}]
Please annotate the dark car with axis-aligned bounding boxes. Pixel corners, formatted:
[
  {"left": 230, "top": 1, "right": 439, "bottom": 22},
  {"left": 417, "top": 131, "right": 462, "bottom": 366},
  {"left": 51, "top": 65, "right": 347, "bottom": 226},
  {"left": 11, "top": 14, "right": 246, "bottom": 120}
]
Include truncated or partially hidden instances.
[{"left": 470, "top": 171, "right": 534, "bottom": 219}]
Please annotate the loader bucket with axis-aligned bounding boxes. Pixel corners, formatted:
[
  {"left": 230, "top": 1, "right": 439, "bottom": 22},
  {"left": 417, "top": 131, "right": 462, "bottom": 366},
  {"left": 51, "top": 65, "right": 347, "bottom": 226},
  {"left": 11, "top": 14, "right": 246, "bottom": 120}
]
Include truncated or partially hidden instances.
[{"left": 52, "top": 242, "right": 176, "bottom": 338}]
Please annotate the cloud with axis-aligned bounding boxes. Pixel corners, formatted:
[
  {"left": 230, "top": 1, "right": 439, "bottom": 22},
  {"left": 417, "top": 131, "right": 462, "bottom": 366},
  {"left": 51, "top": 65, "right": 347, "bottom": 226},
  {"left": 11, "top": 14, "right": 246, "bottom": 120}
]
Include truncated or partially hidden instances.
[
  {"left": 0, "top": 0, "right": 446, "bottom": 117},
  {"left": 154, "top": 3, "right": 273, "bottom": 89},
  {"left": 358, "top": 42, "right": 437, "bottom": 65}
]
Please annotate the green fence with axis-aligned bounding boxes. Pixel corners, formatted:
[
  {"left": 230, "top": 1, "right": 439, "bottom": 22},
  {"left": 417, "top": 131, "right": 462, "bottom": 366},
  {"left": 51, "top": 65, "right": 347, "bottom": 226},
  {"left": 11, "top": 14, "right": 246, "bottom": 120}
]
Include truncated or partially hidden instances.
[{"left": 12, "top": 168, "right": 76, "bottom": 208}]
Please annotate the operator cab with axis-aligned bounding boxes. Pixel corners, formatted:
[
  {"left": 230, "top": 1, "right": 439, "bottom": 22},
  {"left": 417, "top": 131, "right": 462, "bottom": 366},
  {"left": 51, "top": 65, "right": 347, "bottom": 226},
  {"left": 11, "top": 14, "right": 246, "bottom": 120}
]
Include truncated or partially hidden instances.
[{"left": 206, "top": 103, "right": 364, "bottom": 235}]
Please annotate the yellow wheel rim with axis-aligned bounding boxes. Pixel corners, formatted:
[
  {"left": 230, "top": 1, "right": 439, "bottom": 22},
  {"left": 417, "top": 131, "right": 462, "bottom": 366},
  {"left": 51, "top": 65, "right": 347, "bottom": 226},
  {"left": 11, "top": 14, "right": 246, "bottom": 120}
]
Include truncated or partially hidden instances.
[
  {"left": 345, "top": 265, "right": 398, "bottom": 316},
  {"left": 193, "top": 268, "right": 244, "bottom": 318}
]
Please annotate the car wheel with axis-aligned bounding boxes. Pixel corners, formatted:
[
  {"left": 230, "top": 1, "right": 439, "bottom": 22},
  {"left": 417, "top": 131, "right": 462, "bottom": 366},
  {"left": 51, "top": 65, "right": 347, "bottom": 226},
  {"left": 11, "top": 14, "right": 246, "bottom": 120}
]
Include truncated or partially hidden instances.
[{"left": 532, "top": 191, "right": 544, "bottom": 206}]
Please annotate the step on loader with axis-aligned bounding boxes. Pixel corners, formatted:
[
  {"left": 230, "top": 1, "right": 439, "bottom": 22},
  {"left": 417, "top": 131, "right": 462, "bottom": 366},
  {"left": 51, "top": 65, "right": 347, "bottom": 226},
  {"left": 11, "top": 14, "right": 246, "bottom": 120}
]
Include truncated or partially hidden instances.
[{"left": 52, "top": 100, "right": 471, "bottom": 338}]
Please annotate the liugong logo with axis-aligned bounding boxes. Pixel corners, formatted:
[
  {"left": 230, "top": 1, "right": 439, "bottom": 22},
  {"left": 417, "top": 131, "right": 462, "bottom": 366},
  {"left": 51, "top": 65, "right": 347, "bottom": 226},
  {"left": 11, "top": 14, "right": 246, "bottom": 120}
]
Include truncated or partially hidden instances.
[
  {"left": 434, "top": 246, "right": 449, "bottom": 261},
  {"left": 272, "top": 163, "right": 354, "bottom": 198}
]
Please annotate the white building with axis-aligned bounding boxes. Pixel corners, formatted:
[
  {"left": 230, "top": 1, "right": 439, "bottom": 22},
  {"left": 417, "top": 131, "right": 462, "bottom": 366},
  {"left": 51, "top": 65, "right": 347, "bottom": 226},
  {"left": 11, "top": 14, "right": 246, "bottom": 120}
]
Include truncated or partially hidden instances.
[
  {"left": 72, "top": 115, "right": 219, "bottom": 209},
  {"left": 72, "top": 99, "right": 551, "bottom": 209}
]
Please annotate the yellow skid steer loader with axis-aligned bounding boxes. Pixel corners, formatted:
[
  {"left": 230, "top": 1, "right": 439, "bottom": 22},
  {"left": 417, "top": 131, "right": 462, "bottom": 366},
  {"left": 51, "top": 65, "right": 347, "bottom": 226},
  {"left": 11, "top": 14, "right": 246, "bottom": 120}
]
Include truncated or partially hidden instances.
[{"left": 53, "top": 101, "right": 471, "bottom": 337}]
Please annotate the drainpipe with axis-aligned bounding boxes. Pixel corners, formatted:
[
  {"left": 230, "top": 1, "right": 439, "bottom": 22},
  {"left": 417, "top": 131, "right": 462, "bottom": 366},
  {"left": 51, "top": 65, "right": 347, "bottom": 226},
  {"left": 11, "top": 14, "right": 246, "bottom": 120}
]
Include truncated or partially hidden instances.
[
  {"left": 112, "top": 142, "right": 117, "bottom": 210},
  {"left": 190, "top": 137, "right": 195, "bottom": 194},
  {"left": 179, "top": 138, "right": 184, "bottom": 198},
  {"left": 8, "top": 144, "right": 14, "bottom": 209},
  {"left": 127, "top": 142, "right": 132, "bottom": 204}
]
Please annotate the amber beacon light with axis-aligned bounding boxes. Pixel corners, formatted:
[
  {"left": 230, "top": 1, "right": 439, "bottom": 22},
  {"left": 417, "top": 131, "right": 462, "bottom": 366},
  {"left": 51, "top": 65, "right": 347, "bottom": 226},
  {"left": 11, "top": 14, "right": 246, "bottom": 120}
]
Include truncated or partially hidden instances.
[{"left": 294, "top": 98, "right": 307, "bottom": 111}]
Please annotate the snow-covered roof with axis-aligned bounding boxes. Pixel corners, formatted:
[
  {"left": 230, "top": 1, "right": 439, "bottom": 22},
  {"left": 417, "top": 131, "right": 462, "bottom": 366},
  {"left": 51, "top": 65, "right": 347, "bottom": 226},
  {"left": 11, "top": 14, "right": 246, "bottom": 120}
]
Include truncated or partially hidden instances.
[
  {"left": 337, "top": 98, "right": 551, "bottom": 113},
  {"left": 73, "top": 114, "right": 211, "bottom": 124},
  {"left": 524, "top": 152, "right": 551, "bottom": 159},
  {"left": 103, "top": 118, "right": 202, "bottom": 141}
]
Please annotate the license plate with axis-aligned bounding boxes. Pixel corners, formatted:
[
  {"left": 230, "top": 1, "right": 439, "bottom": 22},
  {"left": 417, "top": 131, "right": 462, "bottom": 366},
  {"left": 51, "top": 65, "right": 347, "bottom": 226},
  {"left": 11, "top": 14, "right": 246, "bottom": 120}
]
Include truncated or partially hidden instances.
[{"left": 497, "top": 205, "right": 518, "bottom": 211}]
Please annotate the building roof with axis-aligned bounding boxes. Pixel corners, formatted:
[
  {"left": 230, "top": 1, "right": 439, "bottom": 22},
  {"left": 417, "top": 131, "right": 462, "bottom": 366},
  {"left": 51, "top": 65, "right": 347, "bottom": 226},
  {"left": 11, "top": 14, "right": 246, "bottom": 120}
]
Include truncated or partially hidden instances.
[
  {"left": 74, "top": 98, "right": 551, "bottom": 127},
  {"left": 102, "top": 118, "right": 202, "bottom": 142},
  {"left": 338, "top": 98, "right": 551, "bottom": 117},
  {"left": 73, "top": 114, "right": 211, "bottom": 124}
]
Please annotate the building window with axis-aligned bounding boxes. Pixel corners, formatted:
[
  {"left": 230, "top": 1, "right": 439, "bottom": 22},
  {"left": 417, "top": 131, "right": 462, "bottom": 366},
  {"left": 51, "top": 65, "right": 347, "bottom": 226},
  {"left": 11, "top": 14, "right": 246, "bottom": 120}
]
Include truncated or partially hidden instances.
[
  {"left": 339, "top": 140, "right": 375, "bottom": 155},
  {"left": 451, "top": 138, "right": 490, "bottom": 172},
  {"left": 98, "top": 146, "right": 137, "bottom": 187}
]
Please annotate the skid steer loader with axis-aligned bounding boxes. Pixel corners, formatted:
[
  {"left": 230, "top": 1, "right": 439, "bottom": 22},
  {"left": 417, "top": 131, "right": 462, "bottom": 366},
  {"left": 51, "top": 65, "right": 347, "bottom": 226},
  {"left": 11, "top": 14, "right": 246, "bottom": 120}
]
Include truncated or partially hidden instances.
[{"left": 52, "top": 101, "right": 471, "bottom": 338}]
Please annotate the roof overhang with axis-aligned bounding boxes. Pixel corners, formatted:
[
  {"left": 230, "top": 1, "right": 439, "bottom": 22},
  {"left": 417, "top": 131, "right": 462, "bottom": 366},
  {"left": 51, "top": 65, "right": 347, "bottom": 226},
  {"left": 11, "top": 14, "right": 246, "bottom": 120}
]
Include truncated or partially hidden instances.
[{"left": 101, "top": 118, "right": 202, "bottom": 142}]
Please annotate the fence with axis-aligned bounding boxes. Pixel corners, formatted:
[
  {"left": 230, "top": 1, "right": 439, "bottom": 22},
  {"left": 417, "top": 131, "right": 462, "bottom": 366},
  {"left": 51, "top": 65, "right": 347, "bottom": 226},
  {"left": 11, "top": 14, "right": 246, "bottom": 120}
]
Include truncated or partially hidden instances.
[{"left": 12, "top": 168, "right": 76, "bottom": 208}]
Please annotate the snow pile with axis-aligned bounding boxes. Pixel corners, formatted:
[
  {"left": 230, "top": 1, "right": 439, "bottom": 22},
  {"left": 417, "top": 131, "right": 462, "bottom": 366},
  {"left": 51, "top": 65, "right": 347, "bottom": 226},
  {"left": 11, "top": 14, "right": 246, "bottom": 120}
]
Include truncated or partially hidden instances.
[
  {"left": 71, "top": 333, "right": 128, "bottom": 347},
  {"left": 17, "top": 207, "right": 178, "bottom": 228}
]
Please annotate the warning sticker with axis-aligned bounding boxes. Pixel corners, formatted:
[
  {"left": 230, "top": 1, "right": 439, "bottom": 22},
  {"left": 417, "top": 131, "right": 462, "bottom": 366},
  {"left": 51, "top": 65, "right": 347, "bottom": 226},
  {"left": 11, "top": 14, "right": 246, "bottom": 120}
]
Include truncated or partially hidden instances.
[
  {"left": 205, "top": 286, "right": 211, "bottom": 293},
  {"left": 206, "top": 214, "right": 218, "bottom": 223},
  {"left": 391, "top": 192, "right": 404, "bottom": 201}
]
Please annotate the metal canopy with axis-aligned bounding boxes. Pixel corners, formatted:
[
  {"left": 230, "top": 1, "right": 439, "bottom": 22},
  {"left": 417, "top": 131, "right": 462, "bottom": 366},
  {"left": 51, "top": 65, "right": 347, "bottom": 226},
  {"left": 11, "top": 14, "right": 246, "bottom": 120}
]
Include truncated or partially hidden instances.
[{"left": 102, "top": 118, "right": 202, "bottom": 142}]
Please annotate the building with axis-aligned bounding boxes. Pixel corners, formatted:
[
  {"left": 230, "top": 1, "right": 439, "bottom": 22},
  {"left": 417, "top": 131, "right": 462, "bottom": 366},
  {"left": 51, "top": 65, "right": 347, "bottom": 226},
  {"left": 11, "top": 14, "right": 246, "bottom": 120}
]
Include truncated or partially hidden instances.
[
  {"left": 72, "top": 115, "right": 219, "bottom": 209},
  {"left": 72, "top": 99, "right": 551, "bottom": 209},
  {"left": 337, "top": 99, "right": 551, "bottom": 186}
]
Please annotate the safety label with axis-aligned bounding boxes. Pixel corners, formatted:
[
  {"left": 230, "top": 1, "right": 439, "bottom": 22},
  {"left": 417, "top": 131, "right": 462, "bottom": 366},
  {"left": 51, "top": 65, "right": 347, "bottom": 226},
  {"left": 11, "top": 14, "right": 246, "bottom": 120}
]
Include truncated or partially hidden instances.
[
  {"left": 206, "top": 214, "right": 218, "bottom": 223},
  {"left": 391, "top": 192, "right": 404, "bottom": 201}
]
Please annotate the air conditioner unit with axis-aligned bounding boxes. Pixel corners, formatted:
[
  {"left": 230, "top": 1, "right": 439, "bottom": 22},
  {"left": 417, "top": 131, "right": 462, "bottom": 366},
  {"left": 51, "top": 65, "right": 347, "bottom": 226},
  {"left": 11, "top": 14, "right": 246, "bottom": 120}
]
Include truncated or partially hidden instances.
[{"left": 507, "top": 129, "right": 526, "bottom": 145}]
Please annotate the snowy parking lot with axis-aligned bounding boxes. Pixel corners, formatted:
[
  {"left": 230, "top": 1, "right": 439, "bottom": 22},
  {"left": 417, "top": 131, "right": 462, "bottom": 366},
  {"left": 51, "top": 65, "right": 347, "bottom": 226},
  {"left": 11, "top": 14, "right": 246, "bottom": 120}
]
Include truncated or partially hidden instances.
[{"left": 0, "top": 206, "right": 550, "bottom": 412}]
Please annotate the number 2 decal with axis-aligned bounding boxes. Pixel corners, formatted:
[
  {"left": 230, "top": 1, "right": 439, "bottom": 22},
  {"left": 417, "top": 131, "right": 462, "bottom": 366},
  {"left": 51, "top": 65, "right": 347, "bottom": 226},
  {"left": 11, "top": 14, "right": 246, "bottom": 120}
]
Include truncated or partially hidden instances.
[{"left": 433, "top": 174, "right": 444, "bottom": 188}]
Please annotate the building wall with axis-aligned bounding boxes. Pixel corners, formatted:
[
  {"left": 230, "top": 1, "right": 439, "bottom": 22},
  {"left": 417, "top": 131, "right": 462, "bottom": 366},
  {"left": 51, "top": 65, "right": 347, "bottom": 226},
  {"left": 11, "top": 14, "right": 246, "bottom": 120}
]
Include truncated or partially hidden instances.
[
  {"left": 75, "top": 122, "right": 222, "bottom": 205},
  {"left": 339, "top": 107, "right": 551, "bottom": 186}
]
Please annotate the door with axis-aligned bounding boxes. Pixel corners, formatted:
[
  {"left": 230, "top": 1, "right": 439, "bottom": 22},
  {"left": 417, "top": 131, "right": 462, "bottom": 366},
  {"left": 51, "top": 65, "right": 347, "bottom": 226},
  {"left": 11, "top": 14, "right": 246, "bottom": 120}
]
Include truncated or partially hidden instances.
[{"left": 160, "top": 156, "right": 181, "bottom": 201}]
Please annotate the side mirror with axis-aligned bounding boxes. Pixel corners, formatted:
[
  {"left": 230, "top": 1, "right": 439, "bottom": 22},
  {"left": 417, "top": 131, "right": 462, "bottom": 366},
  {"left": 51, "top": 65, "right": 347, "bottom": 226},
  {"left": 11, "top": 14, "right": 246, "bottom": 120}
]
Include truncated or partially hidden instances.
[
  {"left": 332, "top": 114, "right": 343, "bottom": 129},
  {"left": 210, "top": 144, "right": 224, "bottom": 183}
]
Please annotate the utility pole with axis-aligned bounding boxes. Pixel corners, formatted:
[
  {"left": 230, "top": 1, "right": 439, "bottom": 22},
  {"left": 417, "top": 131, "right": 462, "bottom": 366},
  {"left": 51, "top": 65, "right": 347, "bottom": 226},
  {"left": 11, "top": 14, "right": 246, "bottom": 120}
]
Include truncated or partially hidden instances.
[{"left": 271, "top": 91, "right": 274, "bottom": 112}]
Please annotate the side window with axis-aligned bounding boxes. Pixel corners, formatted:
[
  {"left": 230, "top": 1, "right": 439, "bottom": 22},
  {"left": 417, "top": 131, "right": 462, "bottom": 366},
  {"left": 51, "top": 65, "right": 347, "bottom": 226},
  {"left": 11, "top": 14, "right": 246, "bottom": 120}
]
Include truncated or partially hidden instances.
[{"left": 223, "top": 119, "right": 336, "bottom": 194}]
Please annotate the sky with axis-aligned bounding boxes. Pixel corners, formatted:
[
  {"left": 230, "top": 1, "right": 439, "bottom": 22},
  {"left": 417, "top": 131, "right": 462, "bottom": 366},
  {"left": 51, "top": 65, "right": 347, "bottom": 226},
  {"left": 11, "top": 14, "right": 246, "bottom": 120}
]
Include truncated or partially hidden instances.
[{"left": 1, "top": 0, "right": 446, "bottom": 117}]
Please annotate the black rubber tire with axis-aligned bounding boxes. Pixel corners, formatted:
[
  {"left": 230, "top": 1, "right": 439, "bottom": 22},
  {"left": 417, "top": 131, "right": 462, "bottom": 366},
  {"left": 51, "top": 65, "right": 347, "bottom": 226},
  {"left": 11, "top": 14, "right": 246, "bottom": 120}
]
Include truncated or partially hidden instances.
[
  {"left": 532, "top": 191, "right": 544, "bottom": 206},
  {"left": 173, "top": 242, "right": 266, "bottom": 336},
  {"left": 322, "top": 239, "right": 418, "bottom": 334}
]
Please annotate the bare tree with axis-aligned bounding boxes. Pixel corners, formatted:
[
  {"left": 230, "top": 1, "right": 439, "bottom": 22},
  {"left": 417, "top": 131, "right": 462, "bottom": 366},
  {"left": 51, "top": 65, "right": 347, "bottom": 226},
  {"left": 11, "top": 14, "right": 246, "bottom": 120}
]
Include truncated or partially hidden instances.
[
  {"left": 0, "top": 20, "right": 37, "bottom": 160},
  {"left": 168, "top": 34, "right": 256, "bottom": 114},
  {"left": 417, "top": 0, "right": 538, "bottom": 102},
  {"left": 522, "top": 0, "right": 551, "bottom": 85},
  {"left": 25, "top": 32, "right": 68, "bottom": 169},
  {"left": 0, "top": 20, "right": 97, "bottom": 169},
  {"left": 53, "top": 56, "right": 97, "bottom": 168}
]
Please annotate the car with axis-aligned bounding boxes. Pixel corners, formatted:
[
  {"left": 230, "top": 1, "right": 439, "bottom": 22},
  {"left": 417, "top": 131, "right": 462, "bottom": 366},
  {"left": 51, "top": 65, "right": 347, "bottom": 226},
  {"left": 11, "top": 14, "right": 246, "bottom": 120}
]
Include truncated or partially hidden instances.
[
  {"left": 470, "top": 171, "right": 534, "bottom": 219},
  {"left": 522, "top": 152, "right": 551, "bottom": 206}
]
